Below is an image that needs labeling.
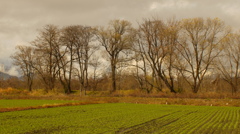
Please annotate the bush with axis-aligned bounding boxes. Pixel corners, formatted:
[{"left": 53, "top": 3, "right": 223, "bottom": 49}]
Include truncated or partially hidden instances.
[{"left": 0, "top": 88, "right": 29, "bottom": 96}]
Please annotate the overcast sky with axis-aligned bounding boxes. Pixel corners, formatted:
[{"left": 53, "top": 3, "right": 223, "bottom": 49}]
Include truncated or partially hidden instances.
[{"left": 1, "top": 0, "right": 240, "bottom": 67}]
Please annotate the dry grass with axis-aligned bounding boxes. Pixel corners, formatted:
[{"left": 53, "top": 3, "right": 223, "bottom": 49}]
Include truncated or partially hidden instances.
[
  {"left": 109, "top": 89, "right": 240, "bottom": 99},
  {"left": 0, "top": 88, "right": 240, "bottom": 113},
  {"left": 1, "top": 88, "right": 239, "bottom": 100},
  {"left": 0, "top": 88, "right": 29, "bottom": 96},
  {"left": 115, "top": 97, "right": 240, "bottom": 107},
  {"left": 0, "top": 101, "right": 99, "bottom": 113}
]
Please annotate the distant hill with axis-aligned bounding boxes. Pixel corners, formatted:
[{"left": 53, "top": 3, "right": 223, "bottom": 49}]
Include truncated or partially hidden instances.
[{"left": 0, "top": 71, "right": 16, "bottom": 80}]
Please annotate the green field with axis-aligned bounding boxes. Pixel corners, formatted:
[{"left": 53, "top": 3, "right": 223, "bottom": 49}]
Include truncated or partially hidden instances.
[
  {"left": 0, "top": 99, "right": 78, "bottom": 108},
  {"left": 0, "top": 103, "right": 240, "bottom": 134}
]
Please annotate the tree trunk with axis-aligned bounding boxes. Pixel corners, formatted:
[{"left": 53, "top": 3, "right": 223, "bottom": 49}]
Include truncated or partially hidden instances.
[{"left": 111, "top": 64, "right": 117, "bottom": 92}]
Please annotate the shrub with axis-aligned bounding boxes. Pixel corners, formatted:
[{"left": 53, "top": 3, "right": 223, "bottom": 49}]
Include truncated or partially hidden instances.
[{"left": 0, "top": 88, "right": 29, "bottom": 96}]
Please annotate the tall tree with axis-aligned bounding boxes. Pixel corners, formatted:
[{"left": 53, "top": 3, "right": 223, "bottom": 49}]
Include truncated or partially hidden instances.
[
  {"left": 52, "top": 33, "right": 70, "bottom": 94},
  {"left": 59, "top": 26, "right": 78, "bottom": 94},
  {"left": 96, "top": 20, "right": 135, "bottom": 92},
  {"left": 134, "top": 19, "right": 162, "bottom": 93},
  {"left": 216, "top": 33, "right": 240, "bottom": 94},
  {"left": 135, "top": 18, "right": 180, "bottom": 93},
  {"left": 31, "top": 25, "right": 60, "bottom": 91},
  {"left": 11, "top": 45, "right": 34, "bottom": 91},
  {"left": 176, "top": 18, "right": 230, "bottom": 93},
  {"left": 72, "top": 25, "right": 95, "bottom": 95},
  {"left": 59, "top": 25, "right": 95, "bottom": 95}
]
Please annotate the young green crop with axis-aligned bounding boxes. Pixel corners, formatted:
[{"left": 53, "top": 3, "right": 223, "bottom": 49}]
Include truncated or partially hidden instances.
[{"left": 0, "top": 103, "right": 240, "bottom": 134}]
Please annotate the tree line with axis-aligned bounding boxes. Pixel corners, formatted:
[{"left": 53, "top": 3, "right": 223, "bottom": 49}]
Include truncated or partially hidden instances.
[{"left": 11, "top": 17, "right": 240, "bottom": 94}]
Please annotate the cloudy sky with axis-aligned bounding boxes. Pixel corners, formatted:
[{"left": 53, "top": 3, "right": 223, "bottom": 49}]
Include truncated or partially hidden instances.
[{"left": 1, "top": 0, "right": 240, "bottom": 68}]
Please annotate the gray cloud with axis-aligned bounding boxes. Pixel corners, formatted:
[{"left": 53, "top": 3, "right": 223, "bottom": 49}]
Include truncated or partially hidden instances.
[{"left": 1, "top": 0, "right": 240, "bottom": 66}]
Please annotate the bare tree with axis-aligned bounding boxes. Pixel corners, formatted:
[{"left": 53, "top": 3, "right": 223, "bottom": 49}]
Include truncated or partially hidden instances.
[
  {"left": 89, "top": 56, "right": 102, "bottom": 91},
  {"left": 134, "top": 18, "right": 180, "bottom": 93},
  {"left": 59, "top": 26, "right": 78, "bottom": 94},
  {"left": 216, "top": 33, "right": 240, "bottom": 94},
  {"left": 134, "top": 20, "right": 160, "bottom": 93},
  {"left": 176, "top": 18, "right": 230, "bottom": 93},
  {"left": 96, "top": 20, "right": 135, "bottom": 92},
  {"left": 31, "top": 25, "right": 60, "bottom": 91},
  {"left": 11, "top": 45, "right": 34, "bottom": 91},
  {"left": 133, "top": 56, "right": 153, "bottom": 93},
  {"left": 52, "top": 35, "right": 70, "bottom": 94},
  {"left": 72, "top": 25, "right": 95, "bottom": 95}
]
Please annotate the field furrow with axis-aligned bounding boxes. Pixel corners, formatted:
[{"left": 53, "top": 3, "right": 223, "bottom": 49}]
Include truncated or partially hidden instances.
[{"left": 1, "top": 102, "right": 240, "bottom": 134}]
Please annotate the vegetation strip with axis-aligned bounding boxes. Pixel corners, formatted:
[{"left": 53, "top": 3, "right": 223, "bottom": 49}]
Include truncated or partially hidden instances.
[
  {"left": 0, "top": 102, "right": 99, "bottom": 113},
  {"left": 1, "top": 96, "right": 240, "bottom": 109}
]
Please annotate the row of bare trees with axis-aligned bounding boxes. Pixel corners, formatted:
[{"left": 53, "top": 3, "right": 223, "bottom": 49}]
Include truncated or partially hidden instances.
[
  {"left": 12, "top": 25, "right": 94, "bottom": 95},
  {"left": 11, "top": 17, "right": 240, "bottom": 94}
]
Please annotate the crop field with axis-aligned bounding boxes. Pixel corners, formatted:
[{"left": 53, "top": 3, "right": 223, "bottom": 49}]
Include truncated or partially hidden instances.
[{"left": 0, "top": 103, "right": 240, "bottom": 134}]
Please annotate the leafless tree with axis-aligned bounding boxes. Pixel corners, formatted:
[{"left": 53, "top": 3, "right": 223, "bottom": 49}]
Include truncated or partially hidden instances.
[
  {"left": 59, "top": 26, "right": 78, "bottom": 94},
  {"left": 134, "top": 18, "right": 180, "bottom": 93},
  {"left": 96, "top": 20, "right": 135, "bottom": 92},
  {"left": 52, "top": 34, "right": 70, "bottom": 94},
  {"left": 31, "top": 25, "right": 60, "bottom": 91},
  {"left": 133, "top": 28, "right": 156, "bottom": 93},
  {"left": 216, "top": 32, "right": 240, "bottom": 94},
  {"left": 89, "top": 56, "right": 102, "bottom": 91},
  {"left": 176, "top": 18, "right": 230, "bottom": 93},
  {"left": 72, "top": 25, "right": 95, "bottom": 95},
  {"left": 11, "top": 45, "right": 34, "bottom": 91}
]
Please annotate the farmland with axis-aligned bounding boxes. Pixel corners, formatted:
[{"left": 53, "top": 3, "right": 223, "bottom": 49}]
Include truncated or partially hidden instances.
[{"left": 1, "top": 103, "right": 240, "bottom": 133}]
